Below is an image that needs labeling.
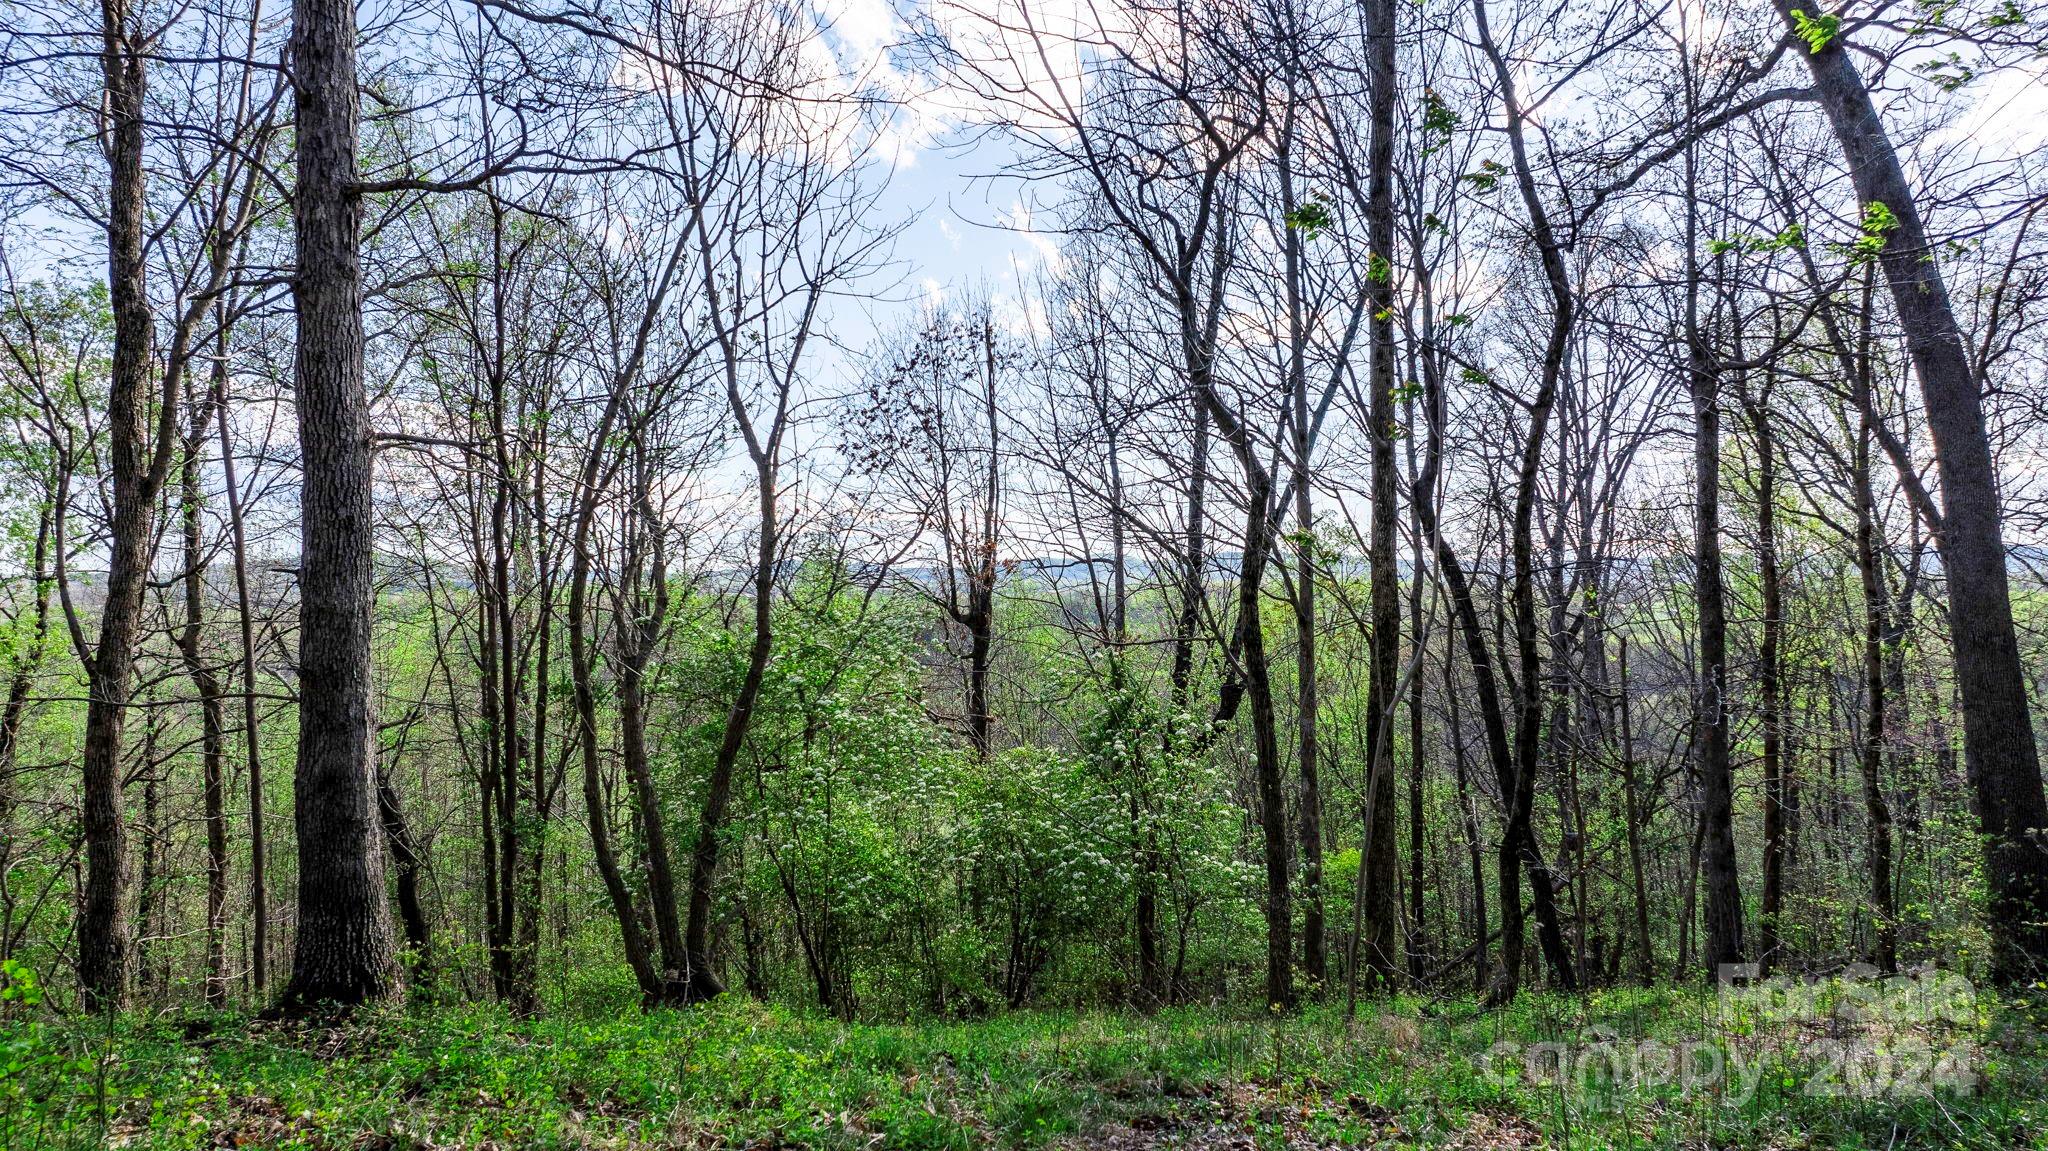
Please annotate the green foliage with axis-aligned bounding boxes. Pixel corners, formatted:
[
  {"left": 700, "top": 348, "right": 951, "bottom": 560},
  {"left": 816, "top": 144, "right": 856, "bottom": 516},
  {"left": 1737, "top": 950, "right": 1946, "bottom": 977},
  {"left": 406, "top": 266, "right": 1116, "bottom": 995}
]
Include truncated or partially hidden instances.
[
  {"left": 1283, "top": 196, "right": 1333, "bottom": 241},
  {"left": 1461, "top": 159, "right": 1507, "bottom": 192},
  {"left": 1854, "top": 200, "right": 1901, "bottom": 260},
  {"left": 1711, "top": 222, "right": 1808, "bottom": 256},
  {"left": 1917, "top": 51, "right": 1977, "bottom": 91},
  {"left": 1419, "top": 88, "right": 1460, "bottom": 155},
  {"left": 1, "top": 992, "right": 2040, "bottom": 1149},
  {"left": 1790, "top": 8, "right": 1842, "bottom": 53}
]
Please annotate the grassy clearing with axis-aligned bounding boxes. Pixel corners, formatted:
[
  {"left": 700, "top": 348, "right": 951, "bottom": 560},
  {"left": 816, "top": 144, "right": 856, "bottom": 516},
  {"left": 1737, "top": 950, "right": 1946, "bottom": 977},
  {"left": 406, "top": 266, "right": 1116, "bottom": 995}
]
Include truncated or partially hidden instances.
[{"left": 0, "top": 985, "right": 2041, "bottom": 1149}]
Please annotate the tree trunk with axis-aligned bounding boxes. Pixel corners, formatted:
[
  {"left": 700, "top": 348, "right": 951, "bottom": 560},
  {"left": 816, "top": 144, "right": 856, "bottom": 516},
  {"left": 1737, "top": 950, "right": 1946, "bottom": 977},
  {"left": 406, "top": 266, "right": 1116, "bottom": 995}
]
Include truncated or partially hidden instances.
[
  {"left": 1618, "top": 634, "right": 1655, "bottom": 983},
  {"left": 680, "top": 449, "right": 777, "bottom": 1002},
  {"left": 216, "top": 366, "right": 270, "bottom": 997},
  {"left": 1276, "top": 93, "right": 1325, "bottom": 995},
  {"left": 77, "top": 0, "right": 159, "bottom": 1013},
  {"left": 376, "top": 763, "right": 430, "bottom": 968},
  {"left": 620, "top": 462, "right": 690, "bottom": 992},
  {"left": 1746, "top": 377, "right": 1786, "bottom": 975},
  {"left": 1854, "top": 408, "right": 1898, "bottom": 974},
  {"left": 177, "top": 394, "right": 231, "bottom": 1007},
  {"left": 1778, "top": 1, "right": 2048, "bottom": 983},
  {"left": 1188, "top": 303, "right": 1289, "bottom": 1010},
  {"left": 1358, "top": 0, "right": 1402, "bottom": 993},
  {"left": 1687, "top": 273, "right": 1744, "bottom": 978},
  {"left": 280, "top": 0, "right": 400, "bottom": 1007},
  {"left": 1473, "top": 0, "right": 1582, "bottom": 1003}
]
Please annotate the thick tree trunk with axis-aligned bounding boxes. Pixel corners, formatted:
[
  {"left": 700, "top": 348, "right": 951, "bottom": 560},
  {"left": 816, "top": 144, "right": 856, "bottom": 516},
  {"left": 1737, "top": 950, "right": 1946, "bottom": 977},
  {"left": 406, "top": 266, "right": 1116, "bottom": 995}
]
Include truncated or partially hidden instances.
[
  {"left": 280, "top": 0, "right": 399, "bottom": 1007},
  {"left": 1779, "top": 1, "right": 2048, "bottom": 983},
  {"left": 78, "top": 0, "right": 159, "bottom": 1013}
]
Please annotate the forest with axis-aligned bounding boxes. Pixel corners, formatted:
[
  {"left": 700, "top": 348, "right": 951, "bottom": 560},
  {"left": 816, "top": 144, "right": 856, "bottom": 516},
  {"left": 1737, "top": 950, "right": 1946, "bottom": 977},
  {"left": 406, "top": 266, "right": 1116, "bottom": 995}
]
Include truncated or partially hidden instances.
[{"left": 1, "top": 0, "right": 2046, "bottom": 1146}]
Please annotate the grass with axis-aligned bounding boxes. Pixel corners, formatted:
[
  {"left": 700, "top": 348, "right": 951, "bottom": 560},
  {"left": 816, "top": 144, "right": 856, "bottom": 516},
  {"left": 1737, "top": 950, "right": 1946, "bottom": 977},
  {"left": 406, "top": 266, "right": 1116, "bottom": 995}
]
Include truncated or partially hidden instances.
[{"left": 0, "top": 982, "right": 2042, "bottom": 1149}]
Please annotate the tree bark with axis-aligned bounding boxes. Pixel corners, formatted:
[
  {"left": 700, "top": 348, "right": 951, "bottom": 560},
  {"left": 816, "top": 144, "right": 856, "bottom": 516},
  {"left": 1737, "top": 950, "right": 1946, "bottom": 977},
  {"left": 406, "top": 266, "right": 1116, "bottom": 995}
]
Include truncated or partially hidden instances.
[
  {"left": 1778, "top": 1, "right": 2048, "bottom": 983},
  {"left": 1687, "top": 261, "right": 1744, "bottom": 978},
  {"left": 77, "top": 0, "right": 161, "bottom": 1012},
  {"left": 279, "top": 0, "right": 400, "bottom": 1007},
  {"left": 1853, "top": 395, "right": 1898, "bottom": 974},
  {"left": 1745, "top": 377, "right": 1786, "bottom": 976},
  {"left": 1358, "top": 0, "right": 1401, "bottom": 993}
]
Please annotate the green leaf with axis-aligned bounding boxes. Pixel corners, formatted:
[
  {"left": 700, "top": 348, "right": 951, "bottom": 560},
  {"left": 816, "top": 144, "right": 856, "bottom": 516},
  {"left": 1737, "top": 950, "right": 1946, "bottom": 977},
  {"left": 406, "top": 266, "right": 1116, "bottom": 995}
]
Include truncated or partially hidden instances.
[
  {"left": 1462, "top": 160, "right": 1508, "bottom": 192},
  {"left": 1420, "top": 89, "right": 1460, "bottom": 155},
  {"left": 1790, "top": 8, "right": 1842, "bottom": 53},
  {"left": 1284, "top": 197, "right": 1334, "bottom": 240}
]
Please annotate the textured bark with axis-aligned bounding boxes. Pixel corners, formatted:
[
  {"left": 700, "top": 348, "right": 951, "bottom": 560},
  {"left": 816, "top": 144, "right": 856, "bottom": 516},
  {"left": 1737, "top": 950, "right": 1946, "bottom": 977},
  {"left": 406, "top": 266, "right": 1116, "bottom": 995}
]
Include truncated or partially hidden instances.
[
  {"left": 1745, "top": 381, "right": 1786, "bottom": 975},
  {"left": 279, "top": 0, "right": 400, "bottom": 1007},
  {"left": 79, "top": 0, "right": 167, "bottom": 1012},
  {"left": 1687, "top": 288, "right": 1744, "bottom": 978},
  {"left": 1779, "top": 3, "right": 2048, "bottom": 982},
  {"left": 1358, "top": 0, "right": 1401, "bottom": 993}
]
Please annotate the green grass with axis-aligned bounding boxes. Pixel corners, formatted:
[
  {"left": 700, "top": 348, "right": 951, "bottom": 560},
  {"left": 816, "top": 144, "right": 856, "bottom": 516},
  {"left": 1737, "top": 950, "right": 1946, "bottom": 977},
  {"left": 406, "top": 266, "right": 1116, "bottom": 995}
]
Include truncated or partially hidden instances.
[{"left": 1, "top": 986, "right": 2042, "bottom": 1148}]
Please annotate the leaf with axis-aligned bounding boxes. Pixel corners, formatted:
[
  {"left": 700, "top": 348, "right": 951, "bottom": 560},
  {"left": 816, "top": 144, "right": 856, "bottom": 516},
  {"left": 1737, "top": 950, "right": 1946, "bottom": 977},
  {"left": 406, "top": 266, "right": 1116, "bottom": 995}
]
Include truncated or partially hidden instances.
[
  {"left": 1420, "top": 89, "right": 1460, "bottom": 155},
  {"left": 1462, "top": 160, "right": 1508, "bottom": 192},
  {"left": 1284, "top": 197, "right": 1334, "bottom": 240},
  {"left": 1853, "top": 201, "right": 1900, "bottom": 261},
  {"left": 1790, "top": 8, "right": 1842, "bottom": 53}
]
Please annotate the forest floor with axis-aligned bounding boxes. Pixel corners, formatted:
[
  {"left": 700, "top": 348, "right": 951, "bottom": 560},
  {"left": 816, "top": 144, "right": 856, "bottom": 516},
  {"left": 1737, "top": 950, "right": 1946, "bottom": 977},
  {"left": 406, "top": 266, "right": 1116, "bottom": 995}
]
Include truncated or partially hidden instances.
[{"left": 1, "top": 981, "right": 2043, "bottom": 1150}]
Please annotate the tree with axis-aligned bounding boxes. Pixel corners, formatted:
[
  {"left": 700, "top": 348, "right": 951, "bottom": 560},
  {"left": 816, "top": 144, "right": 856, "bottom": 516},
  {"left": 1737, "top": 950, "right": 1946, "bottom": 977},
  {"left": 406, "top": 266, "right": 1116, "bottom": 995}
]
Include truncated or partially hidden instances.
[
  {"left": 1774, "top": 1, "right": 2048, "bottom": 983},
  {"left": 278, "top": 0, "right": 401, "bottom": 1008}
]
